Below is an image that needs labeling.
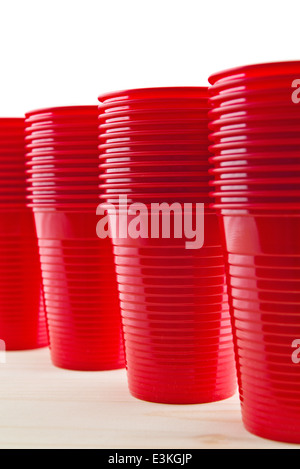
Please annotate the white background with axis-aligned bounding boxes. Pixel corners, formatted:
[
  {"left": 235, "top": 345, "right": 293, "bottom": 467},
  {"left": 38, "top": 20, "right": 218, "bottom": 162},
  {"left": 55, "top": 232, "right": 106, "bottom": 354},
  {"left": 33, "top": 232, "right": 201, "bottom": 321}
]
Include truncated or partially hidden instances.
[{"left": 0, "top": 0, "right": 299, "bottom": 116}]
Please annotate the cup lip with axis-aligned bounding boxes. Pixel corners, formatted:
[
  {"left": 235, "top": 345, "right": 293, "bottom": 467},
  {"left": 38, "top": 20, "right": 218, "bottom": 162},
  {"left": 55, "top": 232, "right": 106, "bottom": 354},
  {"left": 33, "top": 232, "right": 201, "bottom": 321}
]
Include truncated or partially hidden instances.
[
  {"left": 46, "top": 316, "right": 229, "bottom": 324},
  {"left": 209, "top": 138, "right": 300, "bottom": 152},
  {"left": 113, "top": 244, "right": 223, "bottom": 251},
  {"left": 100, "top": 191, "right": 211, "bottom": 198},
  {"left": 210, "top": 88, "right": 291, "bottom": 107},
  {"left": 116, "top": 279, "right": 225, "bottom": 287},
  {"left": 26, "top": 167, "right": 98, "bottom": 174},
  {"left": 99, "top": 150, "right": 210, "bottom": 159},
  {"left": 211, "top": 179, "right": 300, "bottom": 189},
  {"left": 208, "top": 151, "right": 300, "bottom": 163},
  {"left": 100, "top": 161, "right": 211, "bottom": 169},
  {"left": 99, "top": 97, "right": 210, "bottom": 112},
  {"left": 26, "top": 193, "right": 98, "bottom": 199},
  {"left": 25, "top": 130, "right": 98, "bottom": 141},
  {"left": 27, "top": 190, "right": 99, "bottom": 197},
  {"left": 25, "top": 149, "right": 98, "bottom": 158},
  {"left": 208, "top": 100, "right": 296, "bottom": 118},
  {"left": 30, "top": 205, "right": 99, "bottom": 211},
  {"left": 209, "top": 74, "right": 300, "bottom": 98},
  {"left": 99, "top": 117, "right": 210, "bottom": 130},
  {"left": 99, "top": 140, "right": 210, "bottom": 151},
  {"left": 208, "top": 114, "right": 300, "bottom": 130},
  {"left": 100, "top": 181, "right": 210, "bottom": 189},
  {"left": 210, "top": 164, "right": 300, "bottom": 175},
  {"left": 25, "top": 105, "right": 98, "bottom": 120},
  {"left": 99, "top": 128, "right": 209, "bottom": 140},
  {"left": 232, "top": 289, "right": 300, "bottom": 298},
  {"left": 98, "top": 87, "right": 209, "bottom": 103},
  {"left": 209, "top": 61, "right": 300, "bottom": 85},
  {"left": 211, "top": 190, "right": 300, "bottom": 197},
  {"left": 212, "top": 202, "right": 300, "bottom": 211},
  {"left": 26, "top": 140, "right": 99, "bottom": 150},
  {"left": 25, "top": 121, "right": 99, "bottom": 132},
  {"left": 98, "top": 108, "right": 210, "bottom": 122},
  {"left": 27, "top": 177, "right": 98, "bottom": 184},
  {"left": 28, "top": 190, "right": 100, "bottom": 197},
  {"left": 100, "top": 171, "right": 211, "bottom": 179},
  {"left": 25, "top": 161, "right": 98, "bottom": 170},
  {"left": 209, "top": 125, "right": 300, "bottom": 140}
]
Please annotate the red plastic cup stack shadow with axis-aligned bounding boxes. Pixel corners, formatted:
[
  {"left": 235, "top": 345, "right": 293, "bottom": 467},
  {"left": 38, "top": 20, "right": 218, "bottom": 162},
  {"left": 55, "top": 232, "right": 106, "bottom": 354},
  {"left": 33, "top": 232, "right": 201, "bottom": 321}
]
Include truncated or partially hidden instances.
[
  {"left": 209, "top": 61, "right": 300, "bottom": 443},
  {"left": 0, "top": 118, "right": 48, "bottom": 350},
  {"left": 98, "top": 88, "right": 236, "bottom": 404},
  {"left": 24, "top": 106, "right": 125, "bottom": 371}
]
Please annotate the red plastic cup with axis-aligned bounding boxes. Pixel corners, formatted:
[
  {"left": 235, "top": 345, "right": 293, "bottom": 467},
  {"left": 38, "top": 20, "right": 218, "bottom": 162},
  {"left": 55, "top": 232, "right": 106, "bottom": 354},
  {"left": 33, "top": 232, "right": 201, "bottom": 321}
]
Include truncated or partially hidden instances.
[
  {"left": 0, "top": 208, "right": 48, "bottom": 350},
  {"left": 97, "top": 88, "right": 237, "bottom": 403},
  {"left": 25, "top": 106, "right": 125, "bottom": 370},
  {"left": 218, "top": 212, "right": 300, "bottom": 443},
  {"left": 25, "top": 105, "right": 99, "bottom": 123},
  {"left": 99, "top": 152, "right": 211, "bottom": 168},
  {"left": 209, "top": 62, "right": 300, "bottom": 443},
  {"left": 0, "top": 118, "right": 48, "bottom": 350},
  {"left": 98, "top": 207, "right": 235, "bottom": 405},
  {"left": 25, "top": 107, "right": 101, "bottom": 208},
  {"left": 33, "top": 210, "right": 125, "bottom": 371},
  {"left": 97, "top": 87, "right": 237, "bottom": 403},
  {"left": 110, "top": 209, "right": 235, "bottom": 403}
]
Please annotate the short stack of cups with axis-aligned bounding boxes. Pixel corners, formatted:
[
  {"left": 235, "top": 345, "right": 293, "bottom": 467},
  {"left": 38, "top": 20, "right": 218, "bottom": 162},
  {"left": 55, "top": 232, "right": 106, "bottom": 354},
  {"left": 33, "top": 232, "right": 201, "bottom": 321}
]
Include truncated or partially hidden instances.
[
  {"left": 209, "top": 61, "right": 300, "bottom": 443},
  {"left": 0, "top": 118, "right": 48, "bottom": 350},
  {"left": 98, "top": 87, "right": 237, "bottom": 404},
  {"left": 25, "top": 106, "right": 125, "bottom": 370}
]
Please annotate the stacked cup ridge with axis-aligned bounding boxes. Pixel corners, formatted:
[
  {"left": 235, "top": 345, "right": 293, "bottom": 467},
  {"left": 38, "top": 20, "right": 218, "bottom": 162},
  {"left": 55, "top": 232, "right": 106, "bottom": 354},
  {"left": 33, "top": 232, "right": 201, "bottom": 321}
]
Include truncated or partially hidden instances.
[
  {"left": 98, "top": 87, "right": 237, "bottom": 404},
  {"left": 25, "top": 106, "right": 125, "bottom": 370},
  {"left": 0, "top": 118, "right": 48, "bottom": 350},
  {"left": 209, "top": 61, "right": 300, "bottom": 443}
]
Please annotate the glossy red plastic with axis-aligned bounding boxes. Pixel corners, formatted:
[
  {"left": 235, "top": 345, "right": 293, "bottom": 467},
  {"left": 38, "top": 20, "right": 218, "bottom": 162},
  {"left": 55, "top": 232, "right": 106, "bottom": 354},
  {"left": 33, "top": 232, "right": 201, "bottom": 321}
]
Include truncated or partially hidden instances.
[
  {"left": 0, "top": 119, "right": 48, "bottom": 350},
  {"left": 0, "top": 208, "right": 48, "bottom": 350},
  {"left": 33, "top": 210, "right": 124, "bottom": 371},
  {"left": 25, "top": 106, "right": 102, "bottom": 208},
  {"left": 25, "top": 107, "right": 125, "bottom": 370},
  {"left": 97, "top": 87, "right": 237, "bottom": 403},
  {"left": 218, "top": 213, "right": 300, "bottom": 442},
  {"left": 209, "top": 62, "right": 300, "bottom": 443}
]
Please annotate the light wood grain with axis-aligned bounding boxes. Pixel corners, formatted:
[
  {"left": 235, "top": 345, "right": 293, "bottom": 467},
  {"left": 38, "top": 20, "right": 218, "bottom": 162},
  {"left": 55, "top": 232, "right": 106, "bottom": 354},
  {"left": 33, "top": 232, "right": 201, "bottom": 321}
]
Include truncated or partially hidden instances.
[{"left": 0, "top": 348, "right": 297, "bottom": 449}]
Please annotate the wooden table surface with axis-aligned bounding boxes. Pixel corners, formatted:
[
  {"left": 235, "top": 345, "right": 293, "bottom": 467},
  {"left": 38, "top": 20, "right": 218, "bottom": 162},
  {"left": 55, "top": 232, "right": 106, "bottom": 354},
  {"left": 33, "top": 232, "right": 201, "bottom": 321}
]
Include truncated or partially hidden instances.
[{"left": 0, "top": 348, "right": 298, "bottom": 449}]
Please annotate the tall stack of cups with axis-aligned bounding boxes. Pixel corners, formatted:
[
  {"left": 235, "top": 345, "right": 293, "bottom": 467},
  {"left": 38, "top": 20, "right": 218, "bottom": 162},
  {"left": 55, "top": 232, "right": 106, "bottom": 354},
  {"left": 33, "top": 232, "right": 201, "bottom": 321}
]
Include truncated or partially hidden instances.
[
  {"left": 98, "top": 88, "right": 236, "bottom": 404},
  {"left": 0, "top": 118, "right": 48, "bottom": 350},
  {"left": 25, "top": 106, "right": 125, "bottom": 370},
  {"left": 209, "top": 61, "right": 300, "bottom": 443}
]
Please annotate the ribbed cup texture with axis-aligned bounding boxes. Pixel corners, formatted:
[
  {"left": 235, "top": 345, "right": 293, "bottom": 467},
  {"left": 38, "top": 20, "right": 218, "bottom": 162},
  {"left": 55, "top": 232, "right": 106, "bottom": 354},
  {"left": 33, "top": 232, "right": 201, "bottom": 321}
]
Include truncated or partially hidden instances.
[
  {"left": 98, "top": 88, "right": 236, "bottom": 404},
  {"left": 209, "top": 62, "right": 300, "bottom": 443},
  {"left": 25, "top": 107, "right": 125, "bottom": 371},
  {"left": 0, "top": 118, "right": 48, "bottom": 350}
]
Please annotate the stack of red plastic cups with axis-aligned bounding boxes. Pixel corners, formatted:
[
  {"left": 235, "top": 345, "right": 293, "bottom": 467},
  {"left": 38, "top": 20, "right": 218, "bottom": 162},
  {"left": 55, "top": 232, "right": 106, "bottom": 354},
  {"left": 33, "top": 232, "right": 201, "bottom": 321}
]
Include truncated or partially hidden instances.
[
  {"left": 98, "top": 88, "right": 236, "bottom": 404},
  {"left": 209, "top": 61, "right": 300, "bottom": 443},
  {"left": 0, "top": 118, "right": 48, "bottom": 350},
  {"left": 25, "top": 106, "right": 125, "bottom": 370}
]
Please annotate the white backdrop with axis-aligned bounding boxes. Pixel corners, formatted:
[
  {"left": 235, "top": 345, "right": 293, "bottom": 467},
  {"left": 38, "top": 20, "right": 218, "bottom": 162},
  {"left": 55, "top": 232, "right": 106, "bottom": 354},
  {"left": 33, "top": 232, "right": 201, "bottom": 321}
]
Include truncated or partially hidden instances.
[{"left": 0, "top": 0, "right": 299, "bottom": 115}]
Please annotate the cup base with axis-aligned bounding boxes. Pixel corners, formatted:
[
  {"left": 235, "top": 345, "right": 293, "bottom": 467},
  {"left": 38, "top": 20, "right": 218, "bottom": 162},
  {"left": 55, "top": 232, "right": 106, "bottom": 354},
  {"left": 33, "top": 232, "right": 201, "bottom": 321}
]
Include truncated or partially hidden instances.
[
  {"left": 129, "top": 388, "right": 237, "bottom": 405},
  {"left": 5, "top": 341, "right": 48, "bottom": 352},
  {"left": 50, "top": 357, "right": 126, "bottom": 372},
  {"left": 243, "top": 419, "right": 300, "bottom": 445}
]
